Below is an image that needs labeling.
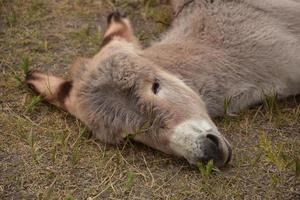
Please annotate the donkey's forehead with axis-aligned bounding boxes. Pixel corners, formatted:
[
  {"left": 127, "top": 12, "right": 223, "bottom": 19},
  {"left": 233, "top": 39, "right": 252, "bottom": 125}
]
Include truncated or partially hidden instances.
[
  {"left": 85, "top": 53, "right": 158, "bottom": 92},
  {"left": 95, "top": 47, "right": 158, "bottom": 76}
]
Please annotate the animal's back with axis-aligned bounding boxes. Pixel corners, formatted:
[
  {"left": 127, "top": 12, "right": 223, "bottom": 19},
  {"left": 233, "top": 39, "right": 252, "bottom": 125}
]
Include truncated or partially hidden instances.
[
  {"left": 164, "top": 0, "right": 300, "bottom": 63},
  {"left": 149, "top": 0, "right": 300, "bottom": 116}
]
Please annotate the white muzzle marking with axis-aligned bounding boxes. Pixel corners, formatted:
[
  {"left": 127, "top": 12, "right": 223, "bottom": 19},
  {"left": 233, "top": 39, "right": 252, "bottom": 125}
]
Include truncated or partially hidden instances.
[{"left": 169, "top": 119, "right": 229, "bottom": 165}]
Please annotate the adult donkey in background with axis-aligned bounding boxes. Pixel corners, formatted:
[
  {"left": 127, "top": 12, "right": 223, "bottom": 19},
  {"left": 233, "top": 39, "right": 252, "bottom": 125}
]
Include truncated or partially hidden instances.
[{"left": 26, "top": 0, "right": 300, "bottom": 167}]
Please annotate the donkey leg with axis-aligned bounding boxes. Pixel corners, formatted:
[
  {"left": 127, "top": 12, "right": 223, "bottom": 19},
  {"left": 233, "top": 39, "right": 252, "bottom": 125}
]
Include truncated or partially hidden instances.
[{"left": 25, "top": 70, "right": 77, "bottom": 116}]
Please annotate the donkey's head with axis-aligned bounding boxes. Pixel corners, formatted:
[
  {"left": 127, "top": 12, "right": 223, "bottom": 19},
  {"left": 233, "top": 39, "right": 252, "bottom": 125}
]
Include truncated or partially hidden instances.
[{"left": 72, "top": 12, "right": 232, "bottom": 167}]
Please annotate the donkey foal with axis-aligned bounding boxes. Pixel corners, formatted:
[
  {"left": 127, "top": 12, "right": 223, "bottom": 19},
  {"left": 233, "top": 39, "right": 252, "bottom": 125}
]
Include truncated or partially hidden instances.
[{"left": 26, "top": 0, "right": 300, "bottom": 167}]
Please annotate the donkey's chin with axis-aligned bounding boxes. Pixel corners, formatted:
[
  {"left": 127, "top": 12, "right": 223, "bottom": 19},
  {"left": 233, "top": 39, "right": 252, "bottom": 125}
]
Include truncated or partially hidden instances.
[{"left": 169, "top": 119, "right": 232, "bottom": 167}]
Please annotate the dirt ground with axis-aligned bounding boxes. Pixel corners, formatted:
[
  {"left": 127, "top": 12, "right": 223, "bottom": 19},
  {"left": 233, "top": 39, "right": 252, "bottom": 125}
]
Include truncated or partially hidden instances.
[{"left": 0, "top": 0, "right": 299, "bottom": 199}]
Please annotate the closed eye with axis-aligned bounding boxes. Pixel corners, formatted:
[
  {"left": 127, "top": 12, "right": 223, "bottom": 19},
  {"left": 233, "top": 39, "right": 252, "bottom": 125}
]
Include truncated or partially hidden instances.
[{"left": 152, "top": 81, "right": 160, "bottom": 95}]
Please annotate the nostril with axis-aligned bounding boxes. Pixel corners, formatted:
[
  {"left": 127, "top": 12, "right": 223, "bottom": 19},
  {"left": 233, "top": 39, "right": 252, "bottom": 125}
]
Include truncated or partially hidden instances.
[
  {"left": 206, "top": 134, "right": 219, "bottom": 147},
  {"left": 225, "top": 142, "right": 232, "bottom": 164},
  {"left": 225, "top": 145, "right": 232, "bottom": 164}
]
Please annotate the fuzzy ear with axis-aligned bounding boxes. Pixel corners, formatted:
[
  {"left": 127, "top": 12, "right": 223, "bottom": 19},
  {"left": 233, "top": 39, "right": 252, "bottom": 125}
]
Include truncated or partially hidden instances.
[
  {"left": 101, "top": 11, "right": 137, "bottom": 47},
  {"left": 25, "top": 70, "right": 77, "bottom": 116}
]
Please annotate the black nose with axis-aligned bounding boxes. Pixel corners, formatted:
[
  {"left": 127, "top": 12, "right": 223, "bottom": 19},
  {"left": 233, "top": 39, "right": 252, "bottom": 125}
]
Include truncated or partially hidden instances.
[
  {"left": 196, "top": 135, "right": 223, "bottom": 166},
  {"left": 206, "top": 134, "right": 220, "bottom": 147}
]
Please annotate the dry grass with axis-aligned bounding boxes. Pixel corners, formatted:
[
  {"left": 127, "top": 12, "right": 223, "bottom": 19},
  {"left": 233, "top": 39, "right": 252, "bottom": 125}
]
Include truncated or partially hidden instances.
[{"left": 0, "top": 0, "right": 299, "bottom": 199}]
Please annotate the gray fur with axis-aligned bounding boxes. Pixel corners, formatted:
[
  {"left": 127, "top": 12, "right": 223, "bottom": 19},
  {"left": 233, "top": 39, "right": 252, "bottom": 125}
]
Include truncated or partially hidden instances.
[
  {"left": 146, "top": 0, "right": 300, "bottom": 116},
  {"left": 26, "top": 0, "right": 300, "bottom": 166},
  {"left": 74, "top": 0, "right": 300, "bottom": 145}
]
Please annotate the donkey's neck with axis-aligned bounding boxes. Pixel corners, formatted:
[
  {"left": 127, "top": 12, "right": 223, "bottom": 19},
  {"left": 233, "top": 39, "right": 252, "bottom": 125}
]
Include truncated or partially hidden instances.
[
  {"left": 143, "top": 41, "right": 239, "bottom": 88},
  {"left": 142, "top": 42, "right": 237, "bottom": 116},
  {"left": 142, "top": 41, "right": 290, "bottom": 117},
  {"left": 143, "top": 41, "right": 222, "bottom": 85}
]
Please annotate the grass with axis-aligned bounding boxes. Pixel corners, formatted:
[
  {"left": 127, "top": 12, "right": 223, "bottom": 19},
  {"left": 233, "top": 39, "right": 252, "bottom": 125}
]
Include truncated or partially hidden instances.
[
  {"left": 262, "top": 91, "right": 279, "bottom": 122},
  {"left": 0, "top": 0, "right": 299, "bottom": 199},
  {"left": 223, "top": 96, "right": 233, "bottom": 124},
  {"left": 258, "top": 131, "right": 293, "bottom": 171},
  {"left": 15, "top": 56, "right": 31, "bottom": 85},
  {"left": 26, "top": 130, "right": 40, "bottom": 164},
  {"left": 124, "top": 171, "right": 136, "bottom": 191},
  {"left": 197, "top": 160, "right": 218, "bottom": 180},
  {"left": 296, "top": 159, "right": 300, "bottom": 177},
  {"left": 25, "top": 95, "right": 42, "bottom": 112},
  {"left": 5, "top": 9, "right": 17, "bottom": 27}
]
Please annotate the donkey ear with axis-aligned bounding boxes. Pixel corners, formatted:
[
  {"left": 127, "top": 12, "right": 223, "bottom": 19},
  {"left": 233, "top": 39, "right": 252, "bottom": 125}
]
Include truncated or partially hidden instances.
[{"left": 101, "top": 11, "right": 137, "bottom": 47}]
